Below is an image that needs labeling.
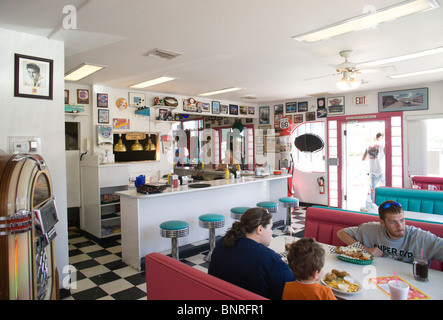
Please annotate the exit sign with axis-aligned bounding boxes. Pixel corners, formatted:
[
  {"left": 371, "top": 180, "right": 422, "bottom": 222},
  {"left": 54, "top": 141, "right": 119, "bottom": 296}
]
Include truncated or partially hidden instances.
[{"left": 354, "top": 96, "right": 368, "bottom": 105}]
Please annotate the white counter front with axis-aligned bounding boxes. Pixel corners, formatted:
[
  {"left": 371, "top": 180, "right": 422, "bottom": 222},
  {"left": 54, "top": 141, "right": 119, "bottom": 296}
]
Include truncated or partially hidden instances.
[{"left": 116, "top": 174, "right": 290, "bottom": 270}]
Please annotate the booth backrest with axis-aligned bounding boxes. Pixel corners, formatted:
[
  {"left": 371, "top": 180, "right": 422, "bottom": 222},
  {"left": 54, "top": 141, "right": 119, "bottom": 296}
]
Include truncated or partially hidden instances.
[
  {"left": 412, "top": 176, "right": 443, "bottom": 191},
  {"left": 145, "top": 252, "right": 267, "bottom": 300},
  {"left": 375, "top": 187, "right": 443, "bottom": 215},
  {"left": 304, "top": 206, "right": 443, "bottom": 271}
]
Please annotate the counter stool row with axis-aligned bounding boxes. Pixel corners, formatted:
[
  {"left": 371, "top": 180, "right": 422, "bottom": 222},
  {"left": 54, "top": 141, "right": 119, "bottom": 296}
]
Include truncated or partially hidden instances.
[{"left": 159, "top": 197, "right": 298, "bottom": 261}]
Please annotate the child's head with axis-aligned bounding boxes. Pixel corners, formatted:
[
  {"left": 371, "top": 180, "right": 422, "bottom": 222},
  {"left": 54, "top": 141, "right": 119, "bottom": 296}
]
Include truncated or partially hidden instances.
[{"left": 286, "top": 237, "right": 325, "bottom": 281}]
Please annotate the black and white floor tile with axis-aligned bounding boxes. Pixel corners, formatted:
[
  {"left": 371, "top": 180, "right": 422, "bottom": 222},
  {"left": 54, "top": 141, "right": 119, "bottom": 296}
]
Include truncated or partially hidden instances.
[{"left": 61, "top": 208, "right": 306, "bottom": 300}]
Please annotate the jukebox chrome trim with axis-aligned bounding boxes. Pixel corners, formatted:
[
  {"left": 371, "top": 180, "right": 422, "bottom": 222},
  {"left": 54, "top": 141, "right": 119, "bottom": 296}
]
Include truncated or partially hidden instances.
[{"left": 0, "top": 210, "right": 33, "bottom": 236}]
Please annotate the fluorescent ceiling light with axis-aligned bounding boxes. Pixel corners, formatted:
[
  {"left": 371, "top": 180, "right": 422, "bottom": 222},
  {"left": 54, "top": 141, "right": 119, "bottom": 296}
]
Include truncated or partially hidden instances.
[
  {"left": 388, "top": 67, "right": 443, "bottom": 78},
  {"left": 64, "top": 63, "right": 106, "bottom": 81},
  {"left": 130, "top": 76, "right": 177, "bottom": 89},
  {"left": 198, "top": 87, "right": 243, "bottom": 96},
  {"left": 360, "top": 46, "right": 443, "bottom": 67},
  {"left": 293, "top": 0, "right": 439, "bottom": 43}
]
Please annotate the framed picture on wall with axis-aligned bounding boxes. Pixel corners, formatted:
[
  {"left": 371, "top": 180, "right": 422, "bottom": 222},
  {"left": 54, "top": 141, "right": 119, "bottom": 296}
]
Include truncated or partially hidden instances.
[
  {"left": 77, "top": 89, "right": 89, "bottom": 104},
  {"left": 378, "top": 87, "right": 428, "bottom": 112},
  {"left": 229, "top": 104, "right": 239, "bottom": 115},
  {"left": 14, "top": 53, "right": 53, "bottom": 100},
  {"left": 97, "top": 93, "right": 108, "bottom": 107},
  {"left": 297, "top": 101, "right": 308, "bottom": 112},
  {"left": 259, "top": 106, "right": 270, "bottom": 124},
  {"left": 129, "top": 92, "right": 146, "bottom": 107},
  {"left": 285, "top": 102, "right": 296, "bottom": 113},
  {"left": 98, "top": 109, "right": 109, "bottom": 124},
  {"left": 212, "top": 101, "right": 220, "bottom": 114},
  {"left": 327, "top": 96, "right": 345, "bottom": 115}
]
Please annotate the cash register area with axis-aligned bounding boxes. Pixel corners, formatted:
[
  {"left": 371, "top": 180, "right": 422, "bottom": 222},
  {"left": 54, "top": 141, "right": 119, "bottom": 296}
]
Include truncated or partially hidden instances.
[{"left": 61, "top": 207, "right": 306, "bottom": 300}]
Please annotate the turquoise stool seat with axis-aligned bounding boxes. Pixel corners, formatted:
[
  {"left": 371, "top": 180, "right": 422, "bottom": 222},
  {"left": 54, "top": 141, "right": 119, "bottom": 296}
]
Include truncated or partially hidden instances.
[
  {"left": 160, "top": 220, "right": 189, "bottom": 260},
  {"left": 256, "top": 201, "right": 278, "bottom": 213},
  {"left": 230, "top": 207, "right": 250, "bottom": 220},
  {"left": 199, "top": 214, "right": 225, "bottom": 262},
  {"left": 279, "top": 197, "right": 300, "bottom": 234}
]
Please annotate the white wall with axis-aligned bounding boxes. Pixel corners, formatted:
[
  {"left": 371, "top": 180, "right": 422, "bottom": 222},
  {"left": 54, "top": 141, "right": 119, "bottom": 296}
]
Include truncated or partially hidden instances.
[{"left": 0, "top": 28, "right": 69, "bottom": 288}]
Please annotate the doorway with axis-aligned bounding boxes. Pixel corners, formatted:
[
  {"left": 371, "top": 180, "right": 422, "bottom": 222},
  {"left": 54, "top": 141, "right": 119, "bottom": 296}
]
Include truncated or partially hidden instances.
[
  {"left": 327, "top": 112, "right": 403, "bottom": 209},
  {"left": 343, "top": 120, "right": 385, "bottom": 211}
]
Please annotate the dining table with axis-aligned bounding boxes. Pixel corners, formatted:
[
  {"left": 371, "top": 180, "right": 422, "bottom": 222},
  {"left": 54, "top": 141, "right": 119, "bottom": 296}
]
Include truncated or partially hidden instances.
[{"left": 270, "top": 236, "right": 443, "bottom": 300}]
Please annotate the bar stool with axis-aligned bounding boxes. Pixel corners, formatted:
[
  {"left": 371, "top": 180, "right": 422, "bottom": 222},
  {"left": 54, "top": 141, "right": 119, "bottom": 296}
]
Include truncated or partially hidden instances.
[
  {"left": 230, "top": 207, "right": 250, "bottom": 221},
  {"left": 256, "top": 201, "right": 278, "bottom": 213},
  {"left": 279, "top": 197, "right": 299, "bottom": 234},
  {"left": 159, "top": 220, "right": 189, "bottom": 260},
  {"left": 199, "top": 214, "right": 225, "bottom": 262}
]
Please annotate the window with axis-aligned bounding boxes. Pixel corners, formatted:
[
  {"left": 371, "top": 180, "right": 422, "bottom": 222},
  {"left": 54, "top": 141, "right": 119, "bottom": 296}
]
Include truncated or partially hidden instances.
[
  {"left": 293, "top": 121, "right": 326, "bottom": 172},
  {"left": 408, "top": 117, "right": 443, "bottom": 176}
]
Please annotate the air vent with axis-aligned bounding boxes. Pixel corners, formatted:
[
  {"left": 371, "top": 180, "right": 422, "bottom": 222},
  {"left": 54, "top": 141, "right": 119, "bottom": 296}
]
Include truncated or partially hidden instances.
[
  {"left": 143, "top": 48, "right": 181, "bottom": 60},
  {"left": 241, "top": 95, "right": 258, "bottom": 100}
]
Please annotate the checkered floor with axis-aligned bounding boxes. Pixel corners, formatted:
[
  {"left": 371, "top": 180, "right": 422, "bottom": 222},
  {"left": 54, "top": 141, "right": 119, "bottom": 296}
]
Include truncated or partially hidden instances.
[{"left": 61, "top": 208, "right": 306, "bottom": 300}]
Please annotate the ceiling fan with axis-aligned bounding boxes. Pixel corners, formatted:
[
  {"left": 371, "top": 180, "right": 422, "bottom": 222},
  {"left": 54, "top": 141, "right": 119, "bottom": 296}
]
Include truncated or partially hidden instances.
[{"left": 305, "top": 50, "right": 395, "bottom": 90}]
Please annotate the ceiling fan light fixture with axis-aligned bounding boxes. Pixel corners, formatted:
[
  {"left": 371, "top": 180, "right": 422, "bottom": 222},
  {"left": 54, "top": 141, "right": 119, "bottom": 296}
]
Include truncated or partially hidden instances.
[
  {"left": 293, "top": 0, "right": 439, "bottom": 43},
  {"left": 336, "top": 77, "right": 361, "bottom": 91}
]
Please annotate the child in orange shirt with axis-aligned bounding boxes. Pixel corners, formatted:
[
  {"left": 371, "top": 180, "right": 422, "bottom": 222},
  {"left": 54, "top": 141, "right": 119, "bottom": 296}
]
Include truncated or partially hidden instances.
[{"left": 282, "top": 237, "right": 336, "bottom": 300}]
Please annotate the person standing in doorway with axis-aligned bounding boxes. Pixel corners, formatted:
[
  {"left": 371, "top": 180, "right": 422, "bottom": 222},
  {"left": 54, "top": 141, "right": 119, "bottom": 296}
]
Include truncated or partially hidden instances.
[{"left": 362, "top": 132, "right": 385, "bottom": 202}]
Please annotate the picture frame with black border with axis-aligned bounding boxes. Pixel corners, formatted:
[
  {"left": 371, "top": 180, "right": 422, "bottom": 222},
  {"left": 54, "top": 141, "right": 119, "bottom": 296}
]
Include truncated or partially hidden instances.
[
  {"left": 98, "top": 109, "right": 109, "bottom": 124},
  {"left": 229, "top": 104, "right": 239, "bottom": 115},
  {"left": 14, "top": 53, "right": 53, "bottom": 100},
  {"left": 297, "top": 101, "right": 308, "bottom": 112},
  {"left": 97, "top": 93, "right": 108, "bottom": 108},
  {"left": 285, "top": 102, "right": 296, "bottom": 113}
]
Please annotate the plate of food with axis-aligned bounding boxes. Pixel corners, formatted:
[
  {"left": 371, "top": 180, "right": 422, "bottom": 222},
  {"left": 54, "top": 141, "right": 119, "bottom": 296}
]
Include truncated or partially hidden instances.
[
  {"left": 321, "top": 269, "right": 361, "bottom": 295},
  {"left": 330, "top": 242, "right": 373, "bottom": 265}
]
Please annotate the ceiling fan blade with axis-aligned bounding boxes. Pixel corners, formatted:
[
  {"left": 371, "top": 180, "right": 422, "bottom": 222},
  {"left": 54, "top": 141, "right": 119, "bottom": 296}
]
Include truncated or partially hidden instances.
[
  {"left": 358, "top": 65, "right": 396, "bottom": 73},
  {"left": 303, "top": 72, "right": 340, "bottom": 81}
]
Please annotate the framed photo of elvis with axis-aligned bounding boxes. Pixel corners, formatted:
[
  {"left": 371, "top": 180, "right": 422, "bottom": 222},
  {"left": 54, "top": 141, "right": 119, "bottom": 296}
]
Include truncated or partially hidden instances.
[{"left": 14, "top": 53, "right": 53, "bottom": 100}]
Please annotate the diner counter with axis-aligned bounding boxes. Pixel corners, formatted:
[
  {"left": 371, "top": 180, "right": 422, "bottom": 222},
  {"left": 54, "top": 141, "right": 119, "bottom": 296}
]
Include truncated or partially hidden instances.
[
  {"left": 117, "top": 174, "right": 290, "bottom": 270},
  {"left": 271, "top": 236, "right": 443, "bottom": 300}
]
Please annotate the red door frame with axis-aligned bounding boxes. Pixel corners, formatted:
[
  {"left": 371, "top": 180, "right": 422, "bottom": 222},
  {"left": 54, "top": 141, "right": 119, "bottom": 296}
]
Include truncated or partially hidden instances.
[{"left": 327, "top": 111, "right": 403, "bottom": 208}]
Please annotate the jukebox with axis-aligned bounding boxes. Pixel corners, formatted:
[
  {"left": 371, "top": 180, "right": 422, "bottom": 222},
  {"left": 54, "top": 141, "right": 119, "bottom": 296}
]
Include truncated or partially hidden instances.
[{"left": 0, "top": 154, "right": 59, "bottom": 300}]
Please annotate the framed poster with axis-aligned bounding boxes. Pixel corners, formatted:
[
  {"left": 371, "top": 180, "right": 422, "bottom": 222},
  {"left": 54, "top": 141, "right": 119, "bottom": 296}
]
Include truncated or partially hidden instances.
[
  {"left": 297, "top": 101, "right": 308, "bottom": 112},
  {"left": 378, "top": 87, "right": 428, "bottom": 112},
  {"left": 14, "top": 53, "right": 53, "bottom": 100},
  {"left": 259, "top": 106, "right": 270, "bottom": 124},
  {"left": 229, "top": 104, "right": 238, "bottom": 115},
  {"left": 97, "top": 93, "right": 108, "bottom": 107},
  {"left": 98, "top": 109, "right": 109, "bottom": 124},
  {"left": 212, "top": 101, "right": 220, "bottom": 114},
  {"left": 77, "top": 89, "right": 89, "bottom": 104},
  {"left": 327, "top": 96, "right": 345, "bottom": 115},
  {"left": 285, "top": 102, "right": 296, "bottom": 113}
]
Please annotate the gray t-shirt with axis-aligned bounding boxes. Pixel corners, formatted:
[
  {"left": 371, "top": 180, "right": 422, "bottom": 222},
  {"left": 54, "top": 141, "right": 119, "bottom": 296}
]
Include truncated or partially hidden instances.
[{"left": 344, "top": 222, "right": 443, "bottom": 263}]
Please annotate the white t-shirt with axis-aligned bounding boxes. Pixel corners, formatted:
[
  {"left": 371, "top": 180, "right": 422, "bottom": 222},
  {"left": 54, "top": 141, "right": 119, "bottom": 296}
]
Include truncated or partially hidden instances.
[{"left": 367, "top": 142, "right": 385, "bottom": 175}]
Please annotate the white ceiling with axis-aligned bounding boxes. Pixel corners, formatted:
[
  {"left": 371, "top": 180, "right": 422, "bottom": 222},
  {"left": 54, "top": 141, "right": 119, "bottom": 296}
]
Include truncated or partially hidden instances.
[{"left": 1, "top": 0, "right": 443, "bottom": 103}]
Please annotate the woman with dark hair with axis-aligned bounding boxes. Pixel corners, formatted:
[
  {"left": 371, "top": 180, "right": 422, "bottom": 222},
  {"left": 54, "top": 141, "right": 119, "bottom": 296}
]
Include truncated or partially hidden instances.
[{"left": 208, "top": 208, "right": 294, "bottom": 299}]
